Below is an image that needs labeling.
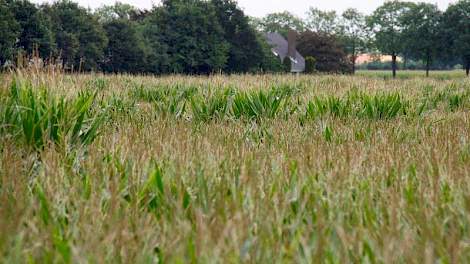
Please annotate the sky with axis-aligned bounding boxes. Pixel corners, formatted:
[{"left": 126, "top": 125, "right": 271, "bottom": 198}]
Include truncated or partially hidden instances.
[{"left": 32, "top": 0, "right": 457, "bottom": 17}]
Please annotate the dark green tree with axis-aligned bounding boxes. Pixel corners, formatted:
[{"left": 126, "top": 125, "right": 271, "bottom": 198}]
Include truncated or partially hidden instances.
[
  {"left": 401, "top": 3, "right": 441, "bottom": 77},
  {"left": 139, "top": 15, "right": 170, "bottom": 74},
  {"left": 0, "top": 0, "right": 19, "bottom": 66},
  {"left": 101, "top": 19, "right": 146, "bottom": 73},
  {"left": 282, "top": 56, "right": 291, "bottom": 72},
  {"left": 146, "top": 0, "right": 228, "bottom": 74},
  {"left": 96, "top": 2, "right": 136, "bottom": 22},
  {"left": 305, "top": 56, "right": 316, "bottom": 73},
  {"left": 7, "top": 0, "right": 54, "bottom": 58},
  {"left": 258, "top": 11, "right": 305, "bottom": 37},
  {"left": 442, "top": 0, "right": 470, "bottom": 76},
  {"left": 97, "top": 3, "right": 147, "bottom": 73},
  {"left": 368, "top": 1, "right": 415, "bottom": 78},
  {"left": 43, "top": 0, "right": 107, "bottom": 71},
  {"left": 211, "top": 0, "right": 264, "bottom": 73},
  {"left": 297, "top": 31, "right": 352, "bottom": 73}
]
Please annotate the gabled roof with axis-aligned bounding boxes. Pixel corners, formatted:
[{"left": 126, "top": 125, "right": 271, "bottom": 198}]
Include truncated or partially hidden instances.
[{"left": 265, "top": 32, "right": 305, "bottom": 73}]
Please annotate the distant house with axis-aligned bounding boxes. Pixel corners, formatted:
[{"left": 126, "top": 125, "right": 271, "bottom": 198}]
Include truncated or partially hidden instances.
[{"left": 265, "top": 31, "right": 305, "bottom": 73}]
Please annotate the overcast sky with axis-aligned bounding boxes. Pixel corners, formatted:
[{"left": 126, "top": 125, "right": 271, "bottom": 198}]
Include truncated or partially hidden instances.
[{"left": 32, "top": 0, "right": 457, "bottom": 17}]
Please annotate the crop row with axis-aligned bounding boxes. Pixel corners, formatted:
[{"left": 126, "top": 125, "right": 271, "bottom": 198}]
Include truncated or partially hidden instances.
[{"left": 1, "top": 78, "right": 468, "bottom": 151}]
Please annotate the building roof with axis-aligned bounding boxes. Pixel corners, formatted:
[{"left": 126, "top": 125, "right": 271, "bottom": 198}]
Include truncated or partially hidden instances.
[{"left": 265, "top": 32, "right": 305, "bottom": 73}]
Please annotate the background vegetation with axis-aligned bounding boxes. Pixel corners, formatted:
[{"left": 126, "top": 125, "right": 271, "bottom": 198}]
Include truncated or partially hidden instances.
[{"left": 1, "top": 0, "right": 470, "bottom": 76}]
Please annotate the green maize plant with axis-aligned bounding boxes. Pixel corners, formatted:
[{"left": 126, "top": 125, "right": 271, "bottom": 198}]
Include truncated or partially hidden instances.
[
  {"left": 1, "top": 78, "right": 106, "bottom": 150},
  {"left": 190, "top": 88, "right": 232, "bottom": 122},
  {"left": 304, "top": 92, "right": 409, "bottom": 121},
  {"left": 359, "top": 93, "right": 406, "bottom": 119},
  {"left": 231, "top": 88, "right": 288, "bottom": 120}
]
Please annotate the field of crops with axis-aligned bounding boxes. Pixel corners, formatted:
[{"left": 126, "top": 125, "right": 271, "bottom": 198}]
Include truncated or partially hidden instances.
[{"left": 0, "top": 71, "right": 469, "bottom": 263}]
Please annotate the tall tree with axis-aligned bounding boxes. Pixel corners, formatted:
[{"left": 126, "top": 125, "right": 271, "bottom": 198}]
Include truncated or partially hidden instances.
[
  {"left": 402, "top": 3, "right": 441, "bottom": 77},
  {"left": 211, "top": 0, "right": 264, "bottom": 72},
  {"left": 339, "top": 8, "right": 368, "bottom": 74},
  {"left": 368, "top": 1, "right": 415, "bottom": 78},
  {"left": 0, "top": 0, "right": 19, "bottom": 66},
  {"left": 96, "top": 2, "right": 136, "bottom": 22},
  {"left": 297, "top": 31, "right": 352, "bottom": 73},
  {"left": 258, "top": 11, "right": 305, "bottom": 37},
  {"left": 146, "top": 0, "right": 228, "bottom": 74},
  {"left": 7, "top": 0, "right": 54, "bottom": 58},
  {"left": 140, "top": 12, "right": 170, "bottom": 74},
  {"left": 43, "top": 0, "right": 107, "bottom": 71},
  {"left": 442, "top": 0, "right": 470, "bottom": 76},
  {"left": 305, "top": 7, "right": 338, "bottom": 34},
  {"left": 97, "top": 3, "right": 147, "bottom": 73}
]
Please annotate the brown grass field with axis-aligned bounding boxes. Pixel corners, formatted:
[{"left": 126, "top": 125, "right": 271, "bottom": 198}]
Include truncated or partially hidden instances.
[{"left": 0, "top": 71, "right": 469, "bottom": 263}]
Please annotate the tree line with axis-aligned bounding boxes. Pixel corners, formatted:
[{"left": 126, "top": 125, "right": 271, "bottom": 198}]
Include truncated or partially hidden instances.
[
  {"left": 253, "top": 0, "right": 470, "bottom": 77},
  {"left": 0, "top": 0, "right": 469, "bottom": 77}
]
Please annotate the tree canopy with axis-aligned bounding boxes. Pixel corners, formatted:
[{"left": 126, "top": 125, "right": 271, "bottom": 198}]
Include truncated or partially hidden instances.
[
  {"left": 297, "top": 31, "right": 352, "bottom": 73},
  {"left": 305, "top": 8, "right": 339, "bottom": 35},
  {"left": 401, "top": 3, "right": 442, "bottom": 76},
  {"left": 42, "top": 0, "right": 107, "bottom": 70},
  {"left": 441, "top": 0, "right": 470, "bottom": 76},
  {"left": 0, "top": 0, "right": 470, "bottom": 76},
  {"left": 211, "top": 0, "right": 264, "bottom": 73},
  {"left": 338, "top": 8, "right": 369, "bottom": 73},
  {"left": 0, "top": 0, "right": 20, "bottom": 65},
  {"left": 368, "top": 1, "right": 415, "bottom": 77}
]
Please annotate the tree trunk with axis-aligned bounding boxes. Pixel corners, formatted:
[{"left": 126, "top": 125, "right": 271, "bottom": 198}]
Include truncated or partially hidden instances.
[
  {"left": 352, "top": 55, "right": 356, "bottom": 75},
  {"left": 466, "top": 61, "right": 470, "bottom": 77},
  {"left": 352, "top": 42, "right": 356, "bottom": 75},
  {"left": 392, "top": 54, "right": 397, "bottom": 79}
]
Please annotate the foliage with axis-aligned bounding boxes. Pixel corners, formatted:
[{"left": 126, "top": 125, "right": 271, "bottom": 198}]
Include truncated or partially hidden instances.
[
  {"left": 42, "top": 0, "right": 107, "bottom": 71},
  {"left": 0, "top": 1, "right": 20, "bottom": 65},
  {"left": 7, "top": 0, "right": 55, "bottom": 57},
  {"left": 303, "top": 92, "right": 409, "bottom": 120},
  {"left": 95, "top": 2, "right": 137, "bottom": 22},
  {"left": 305, "top": 56, "right": 316, "bottom": 73},
  {"left": 1, "top": 0, "right": 470, "bottom": 76},
  {"left": 211, "top": 0, "right": 264, "bottom": 73},
  {"left": 441, "top": 0, "right": 470, "bottom": 76},
  {"left": 297, "top": 31, "right": 352, "bottom": 73},
  {"left": 338, "top": 8, "right": 369, "bottom": 73},
  {"left": 401, "top": 3, "right": 442, "bottom": 76},
  {"left": 190, "top": 89, "right": 232, "bottom": 122},
  {"left": 148, "top": 0, "right": 228, "bottom": 74},
  {"left": 99, "top": 4, "right": 147, "bottom": 73},
  {"left": 255, "top": 11, "right": 305, "bottom": 37},
  {"left": 367, "top": 1, "right": 415, "bottom": 77},
  {"left": 305, "top": 7, "right": 339, "bottom": 34},
  {"left": 231, "top": 88, "right": 290, "bottom": 120},
  {"left": 282, "top": 56, "right": 291, "bottom": 73},
  {"left": 1, "top": 78, "right": 106, "bottom": 150}
]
